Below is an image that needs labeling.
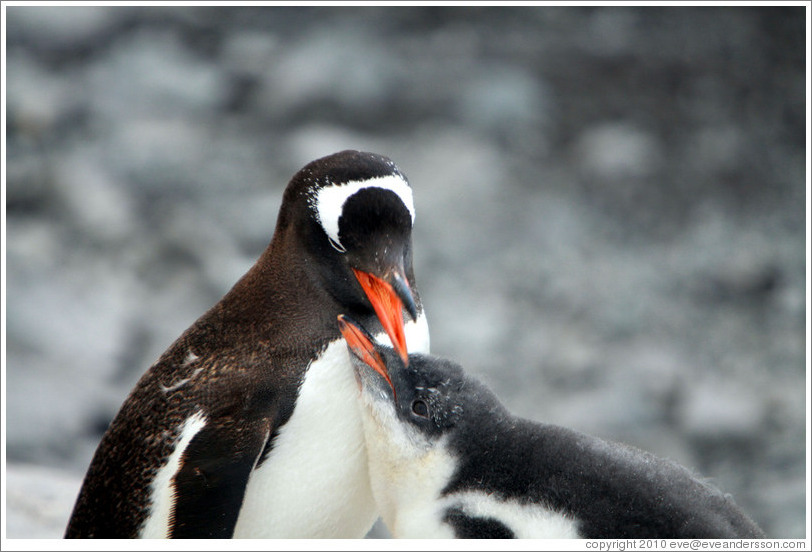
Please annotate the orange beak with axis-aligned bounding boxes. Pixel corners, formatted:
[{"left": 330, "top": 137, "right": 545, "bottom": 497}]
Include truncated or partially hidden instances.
[
  {"left": 338, "top": 314, "right": 396, "bottom": 398},
  {"left": 352, "top": 268, "right": 413, "bottom": 366}
]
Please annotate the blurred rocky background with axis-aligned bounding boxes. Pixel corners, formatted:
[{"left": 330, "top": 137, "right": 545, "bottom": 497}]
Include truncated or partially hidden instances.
[{"left": 3, "top": 5, "right": 807, "bottom": 540}]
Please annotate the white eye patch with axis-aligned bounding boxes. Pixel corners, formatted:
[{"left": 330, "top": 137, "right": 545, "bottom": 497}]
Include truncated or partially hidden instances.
[{"left": 312, "top": 175, "right": 415, "bottom": 252}]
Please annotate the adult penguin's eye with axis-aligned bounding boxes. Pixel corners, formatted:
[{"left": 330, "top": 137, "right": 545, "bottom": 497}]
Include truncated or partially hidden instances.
[{"left": 412, "top": 400, "right": 429, "bottom": 418}]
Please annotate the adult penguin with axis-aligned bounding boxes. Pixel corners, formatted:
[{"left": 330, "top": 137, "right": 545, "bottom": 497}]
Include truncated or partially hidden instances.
[{"left": 65, "top": 150, "right": 430, "bottom": 538}]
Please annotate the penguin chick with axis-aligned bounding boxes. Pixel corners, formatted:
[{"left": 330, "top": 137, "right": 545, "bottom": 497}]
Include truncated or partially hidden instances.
[{"left": 337, "top": 315, "right": 765, "bottom": 539}]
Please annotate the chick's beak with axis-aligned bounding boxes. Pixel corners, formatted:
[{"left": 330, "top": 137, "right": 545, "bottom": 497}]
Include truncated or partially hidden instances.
[
  {"left": 337, "top": 314, "right": 396, "bottom": 397},
  {"left": 352, "top": 267, "right": 416, "bottom": 366}
]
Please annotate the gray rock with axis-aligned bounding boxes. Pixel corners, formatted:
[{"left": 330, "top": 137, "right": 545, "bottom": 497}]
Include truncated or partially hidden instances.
[{"left": 5, "top": 463, "right": 83, "bottom": 539}]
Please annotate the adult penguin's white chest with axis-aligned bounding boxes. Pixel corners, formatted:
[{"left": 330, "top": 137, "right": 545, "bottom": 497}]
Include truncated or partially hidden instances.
[{"left": 232, "top": 313, "right": 430, "bottom": 538}]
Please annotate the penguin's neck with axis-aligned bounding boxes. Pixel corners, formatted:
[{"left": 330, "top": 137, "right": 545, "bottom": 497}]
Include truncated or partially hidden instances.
[
  {"left": 217, "top": 233, "right": 339, "bottom": 340},
  {"left": 362, "top": 421, "right": 458, "bottom": 538}
]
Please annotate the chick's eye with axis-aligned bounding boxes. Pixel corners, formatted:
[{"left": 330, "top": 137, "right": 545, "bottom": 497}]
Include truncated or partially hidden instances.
[{"left": 411, "top": 400, "right": 429, "bottom": 418}]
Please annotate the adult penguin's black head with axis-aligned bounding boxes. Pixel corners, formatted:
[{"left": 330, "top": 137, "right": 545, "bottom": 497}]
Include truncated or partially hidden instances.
[{"left": 277, "top": 150, "right": 420, "bottom": 364}]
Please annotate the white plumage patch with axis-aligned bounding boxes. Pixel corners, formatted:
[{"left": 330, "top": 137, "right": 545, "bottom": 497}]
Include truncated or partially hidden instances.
[
  {"left": 442, "top": 492, "right": 581, "bottom": 538},
  {"left": 375, "top": 310, "right": 430, "bottom": 355},
  {"left": 182, "top": 349, "right": 199, "bottom": 366},
  {"left": 139, "top": 410, "right": 207, "bottom": 538},
  {"left": 362, "top": 423, "right": 459, "bottom": 539},
  {"left": 232, "top": 338, "right": 377, "bottom": 538},
  {"left": 159, "top": 367, "right": 203, "bottom": 394},
  {"left": 312, "top": 175, "right": 415, "bottom": 251},
  {"left": 231, "top": 311, "right": 430, "bottom": 538}
]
